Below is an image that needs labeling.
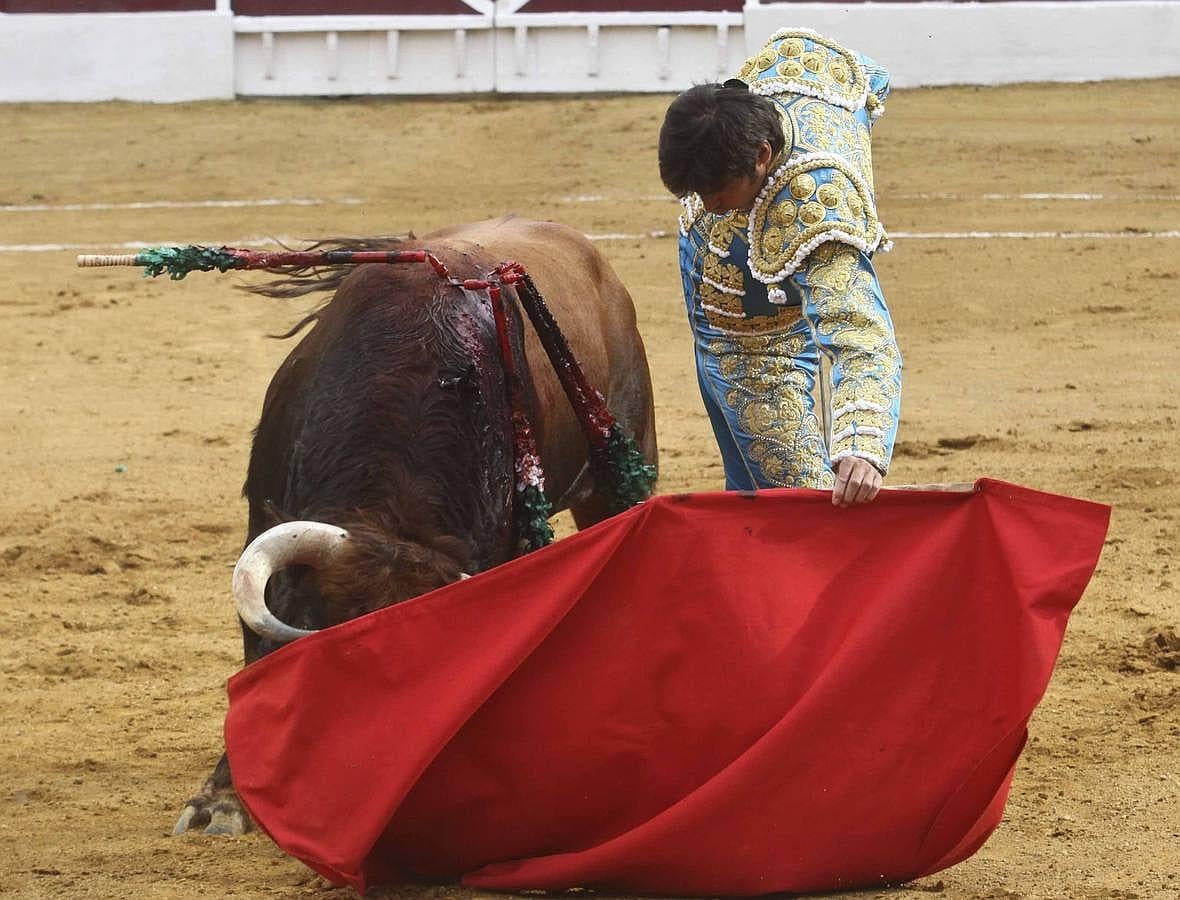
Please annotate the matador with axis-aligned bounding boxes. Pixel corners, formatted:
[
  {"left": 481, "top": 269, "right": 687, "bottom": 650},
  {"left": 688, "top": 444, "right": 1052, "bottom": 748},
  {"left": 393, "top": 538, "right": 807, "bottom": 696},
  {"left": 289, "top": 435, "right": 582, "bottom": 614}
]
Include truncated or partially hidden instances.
[{"left": 660, "top": 28, "right": 902, "bottom": 503}]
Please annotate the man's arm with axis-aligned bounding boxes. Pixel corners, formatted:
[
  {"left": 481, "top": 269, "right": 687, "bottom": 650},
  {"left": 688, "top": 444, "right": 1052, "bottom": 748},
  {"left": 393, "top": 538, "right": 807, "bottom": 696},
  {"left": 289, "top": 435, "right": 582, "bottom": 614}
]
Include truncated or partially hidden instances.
[{"left": 791, "top": 241, "right": 903, "bottom": 505}]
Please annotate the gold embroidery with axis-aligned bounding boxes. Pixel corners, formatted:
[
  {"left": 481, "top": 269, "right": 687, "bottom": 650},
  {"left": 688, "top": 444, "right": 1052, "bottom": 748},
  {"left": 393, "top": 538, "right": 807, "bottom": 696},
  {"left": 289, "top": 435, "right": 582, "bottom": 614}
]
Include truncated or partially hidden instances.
[
  {"left": 801, "top": 243, "right": 901, "bottom": 467},
  {"left": 806, "top": 242, "right": 855, "bottom": 287},
  {"left": 788, "top": 100, "right": 873, "bottom": 183},
  {"left": 834, "top": 406, "right": 893, "bottom": 434},
  {"left": 776, "top": 60, "right": 805, "bottom": 80},
  {"left": 700, "top": 281, "right": 745, "bottom": 320},
  {"left": 801, "top": 50, "right": 826, "bottom": 75},
  {"left": 760, "top": 225, "right": 786, "bottom": 258},
  {"left": 748, "top": 156, "right": 881, "bottom": 284},
  {"left": 736, "top": 309, "right": 802, "bottom": 337},
  {"left": 702, "top": 254, "right": 745, "bottom": 293},
  {"left": 856, "top": 122, "right": 874, "bottom": 189},
  {"left": 789, "top": 173, "right": 817, "bottom": 200},
  {"left": 693, "top": 211, "right": 804, "bottom": 335},
  {"left": 768, "top": 200, "right": 797, "bottom": 228},
  {"left": 705, "top": 329, "right": 834, "bottom": 487},
  {"left": 749, "top": 440, "right": 836, "bottom": 489},
  {"left": 799, "top": 201, "right": 827, "bottom": 226},
  {"left": 779, "top": 37, "right": 805, "bottom": 58},
  {"left": 700, "top": 270, "right": 804, "bottom": 335},
  {"left": 755, "top": 47, "right": 779, "bottom": 71},
  {"left": 776, "top": 107, "right": 796, "bottom": 159},
  {"left": 706, "top": 303, "right": 803, "bottom": 336},
  {"left": 817, "top": 183, "right": 842, "bottom": 208},
  {"left": 691, "top": 30, "right": 896, "bottom": 481},
  {"left": 708, "top": 212, "right": 748, "bottom": 254},
  {"left": 743, "top": 30, "right": 868, "bottom": 112}
]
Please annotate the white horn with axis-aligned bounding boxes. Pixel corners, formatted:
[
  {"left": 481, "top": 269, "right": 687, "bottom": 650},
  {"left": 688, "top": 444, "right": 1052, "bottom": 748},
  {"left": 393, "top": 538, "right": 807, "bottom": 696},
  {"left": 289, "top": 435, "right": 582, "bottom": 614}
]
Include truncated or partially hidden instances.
[{"left": 232, "top": 521, "right": 350, "bottom": 644}]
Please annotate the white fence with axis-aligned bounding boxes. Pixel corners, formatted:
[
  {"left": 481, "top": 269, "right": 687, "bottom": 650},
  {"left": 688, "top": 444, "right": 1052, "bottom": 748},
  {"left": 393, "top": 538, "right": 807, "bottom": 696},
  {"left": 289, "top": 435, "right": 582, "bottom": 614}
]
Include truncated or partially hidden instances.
[{"left": 1, "top": 1, "right": 1178, "bottom": 103}]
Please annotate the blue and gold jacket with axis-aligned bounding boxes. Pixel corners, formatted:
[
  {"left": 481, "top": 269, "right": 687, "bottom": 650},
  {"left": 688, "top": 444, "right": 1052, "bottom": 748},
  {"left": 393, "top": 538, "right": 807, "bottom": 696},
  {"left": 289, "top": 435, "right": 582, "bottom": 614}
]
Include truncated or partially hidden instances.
[{"left": 679, "top": 28, "right": 901, "bottom": 473}]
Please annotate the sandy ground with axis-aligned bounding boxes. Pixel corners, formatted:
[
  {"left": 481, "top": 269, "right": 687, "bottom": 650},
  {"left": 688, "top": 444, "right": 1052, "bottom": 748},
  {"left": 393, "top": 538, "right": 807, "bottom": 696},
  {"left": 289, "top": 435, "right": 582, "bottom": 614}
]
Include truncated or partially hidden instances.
[{"left": 1, "top": 80, "right": 1178, "bottom": 899}]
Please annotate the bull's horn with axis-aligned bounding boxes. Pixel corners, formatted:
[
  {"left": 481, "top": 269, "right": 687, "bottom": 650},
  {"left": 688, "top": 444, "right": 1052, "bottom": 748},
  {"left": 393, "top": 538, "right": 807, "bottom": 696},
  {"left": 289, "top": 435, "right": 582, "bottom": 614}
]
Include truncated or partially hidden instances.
[{"left": 232, "top": 521, "right": 350, "bottom": 643}]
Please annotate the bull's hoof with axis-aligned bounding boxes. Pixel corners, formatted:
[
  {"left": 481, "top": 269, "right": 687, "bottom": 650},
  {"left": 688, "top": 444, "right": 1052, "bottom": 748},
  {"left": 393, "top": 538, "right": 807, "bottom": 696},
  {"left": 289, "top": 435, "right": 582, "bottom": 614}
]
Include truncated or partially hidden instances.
[{"left": 172, "top": 791, "right": 252, "bottom": 837}]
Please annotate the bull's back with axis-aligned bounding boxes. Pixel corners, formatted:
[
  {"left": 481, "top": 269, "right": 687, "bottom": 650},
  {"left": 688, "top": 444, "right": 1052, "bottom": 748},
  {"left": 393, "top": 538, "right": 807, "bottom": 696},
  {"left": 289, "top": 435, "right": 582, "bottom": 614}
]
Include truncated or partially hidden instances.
[
  {"left": 245, "top": 262, "right": 517, "bottom": 567},
  {"left": 425, "top": 218, "right": 635, "bottom": 355},
  {"left": 423, "top": 218, "right": 656, "bottom": 500}
]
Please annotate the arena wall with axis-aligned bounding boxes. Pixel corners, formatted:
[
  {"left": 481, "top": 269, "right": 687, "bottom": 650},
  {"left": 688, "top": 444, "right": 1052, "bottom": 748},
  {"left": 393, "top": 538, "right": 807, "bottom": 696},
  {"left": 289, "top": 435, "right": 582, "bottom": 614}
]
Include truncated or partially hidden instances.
[
  {"left": 0, "top": 10, "right": 235, "bottom": 102},
  {"left": 0, "top": 0, "right": 1177, "bottom": 102}
]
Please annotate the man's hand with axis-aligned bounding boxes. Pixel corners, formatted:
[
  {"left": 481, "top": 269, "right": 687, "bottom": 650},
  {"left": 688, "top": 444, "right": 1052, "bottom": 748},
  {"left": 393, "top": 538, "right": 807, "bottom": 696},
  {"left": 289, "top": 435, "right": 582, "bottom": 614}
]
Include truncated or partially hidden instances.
[{"left": 832, "top": 456, "right": 883, "bottom": 507}]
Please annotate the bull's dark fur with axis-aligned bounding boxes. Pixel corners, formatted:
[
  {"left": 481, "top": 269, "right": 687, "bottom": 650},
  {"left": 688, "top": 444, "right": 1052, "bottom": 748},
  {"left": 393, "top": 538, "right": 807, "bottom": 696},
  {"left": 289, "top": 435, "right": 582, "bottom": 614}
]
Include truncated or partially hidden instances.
[
  {"left": 243, "top": 260, "right": 520, "bottom": 657},
  {"left": 174, "top": 217, "right": 658, "bottom": 838}
]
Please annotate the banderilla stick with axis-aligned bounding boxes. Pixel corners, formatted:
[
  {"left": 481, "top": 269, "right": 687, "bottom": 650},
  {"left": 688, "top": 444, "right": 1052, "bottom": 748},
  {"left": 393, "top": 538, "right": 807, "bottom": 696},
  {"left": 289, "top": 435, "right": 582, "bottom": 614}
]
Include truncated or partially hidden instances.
[{"left": 76, "top": 245, "right": 450, "bottom": 280}]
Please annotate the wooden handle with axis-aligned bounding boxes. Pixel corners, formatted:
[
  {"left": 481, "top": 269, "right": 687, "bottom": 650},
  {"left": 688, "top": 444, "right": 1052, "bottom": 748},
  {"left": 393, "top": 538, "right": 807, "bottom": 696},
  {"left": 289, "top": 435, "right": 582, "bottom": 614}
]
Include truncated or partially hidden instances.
[{"left": 76, "top": 254, "right": 140, "bottom": 268}]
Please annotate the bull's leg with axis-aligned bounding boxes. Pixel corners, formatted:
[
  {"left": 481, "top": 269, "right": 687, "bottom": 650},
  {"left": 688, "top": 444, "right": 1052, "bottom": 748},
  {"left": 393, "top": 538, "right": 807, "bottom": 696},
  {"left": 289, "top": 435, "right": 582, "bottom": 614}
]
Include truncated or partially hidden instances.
[
  {"left": 173, "top": 620, "right": 271, "bottom": 837},
  {"left": 569, "top": 491, "right": 616, "bottom": 530},
  {"left": 175, "top": 573, "right": 313, "bottom": 837},
  {"left": 567, "top": 423, "right": 658, "bottom": 530},
  {"left": 172, "top": 752, "right": 252, "bottom": 836}
]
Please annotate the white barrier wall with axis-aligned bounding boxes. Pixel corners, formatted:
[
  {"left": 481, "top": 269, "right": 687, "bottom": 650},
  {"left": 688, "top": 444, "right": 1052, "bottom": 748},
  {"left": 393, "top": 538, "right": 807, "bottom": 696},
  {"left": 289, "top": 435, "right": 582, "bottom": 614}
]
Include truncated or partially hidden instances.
[
  {"left": 0, "top": 12, "right": 235, "bottom": 103},
  {"left": 0, "top": 2, "right": 1177, "bottom": 102},
  {"left": 232, "top": 15, "right": 497, "bottom": 96},
  {"left": 743, "top": 1, "right": 1180, "bottom": 87},
  {"left": 491, "top": 13, "right": 745, "bottom": 94}
]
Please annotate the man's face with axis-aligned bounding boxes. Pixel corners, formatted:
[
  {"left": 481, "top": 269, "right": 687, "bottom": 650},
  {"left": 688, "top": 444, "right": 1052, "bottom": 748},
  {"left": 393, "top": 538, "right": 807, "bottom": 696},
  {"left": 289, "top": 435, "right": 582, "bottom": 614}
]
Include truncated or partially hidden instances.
[
  {"left": 699, "top": 171, "right": 766, "bottom": 215},
  {"left": 697, "top": 139, "right": 776, "bottom": 215}
]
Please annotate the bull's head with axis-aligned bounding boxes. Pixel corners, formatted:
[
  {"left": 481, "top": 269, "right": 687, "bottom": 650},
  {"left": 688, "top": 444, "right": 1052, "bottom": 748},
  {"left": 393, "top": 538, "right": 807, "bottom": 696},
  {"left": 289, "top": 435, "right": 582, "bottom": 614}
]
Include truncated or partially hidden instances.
[
  {"left": 232, "top": 521, "right": 349, "bottom": 642},
  {"left": 233, "top": 520, "right": 473, "bottom": 644}
]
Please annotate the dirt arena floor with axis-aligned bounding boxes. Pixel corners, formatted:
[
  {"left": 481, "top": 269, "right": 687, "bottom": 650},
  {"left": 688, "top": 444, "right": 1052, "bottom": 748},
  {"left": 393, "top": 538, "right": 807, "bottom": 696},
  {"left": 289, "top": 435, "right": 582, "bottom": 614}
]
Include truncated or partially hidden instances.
[{"left": 1, "top": 79, "right": 1178, "bottom": 900}]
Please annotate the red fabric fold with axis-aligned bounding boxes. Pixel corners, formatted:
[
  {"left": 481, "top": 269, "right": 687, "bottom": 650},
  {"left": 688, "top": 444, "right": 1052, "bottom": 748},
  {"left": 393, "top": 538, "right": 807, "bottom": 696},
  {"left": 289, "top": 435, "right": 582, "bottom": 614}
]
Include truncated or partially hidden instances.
[{"left": 224, "top": 478, "right": 1109, "bottom": 896}]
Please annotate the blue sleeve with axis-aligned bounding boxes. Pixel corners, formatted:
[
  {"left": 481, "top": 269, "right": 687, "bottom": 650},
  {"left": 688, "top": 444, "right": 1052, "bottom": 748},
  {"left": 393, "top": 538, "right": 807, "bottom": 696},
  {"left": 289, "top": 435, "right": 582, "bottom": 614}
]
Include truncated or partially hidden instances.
[{"left": 790, "top": 242, "right": 902, "bottom": 473}]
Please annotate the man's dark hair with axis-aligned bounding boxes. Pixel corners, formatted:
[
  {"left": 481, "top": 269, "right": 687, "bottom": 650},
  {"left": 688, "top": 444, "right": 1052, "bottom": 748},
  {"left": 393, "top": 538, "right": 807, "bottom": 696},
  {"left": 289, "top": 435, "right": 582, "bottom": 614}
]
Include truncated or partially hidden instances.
[{"left": 658, "top": 81, "right": 786, "bottom": 198}]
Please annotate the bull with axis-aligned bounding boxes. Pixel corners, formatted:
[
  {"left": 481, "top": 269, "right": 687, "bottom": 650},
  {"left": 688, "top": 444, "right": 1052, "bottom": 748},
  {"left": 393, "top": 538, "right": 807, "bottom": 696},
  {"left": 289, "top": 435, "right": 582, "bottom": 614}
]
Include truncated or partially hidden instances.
[{"left": 173, "top": 217, "right": 657, "bottom": 836}]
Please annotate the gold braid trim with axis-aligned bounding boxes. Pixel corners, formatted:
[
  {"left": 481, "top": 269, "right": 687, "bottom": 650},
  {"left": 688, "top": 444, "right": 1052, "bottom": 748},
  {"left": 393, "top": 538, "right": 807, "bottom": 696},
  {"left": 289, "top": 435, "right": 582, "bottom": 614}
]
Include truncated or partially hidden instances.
[
  {"left": 804, "top": 243, "right": 901, "bottom": 470},
  {"left": 679, "top": 193, "right": 705, "bottom": 236},
  {"left": 738, "top": 28, "right": 869, "bottom": 113},
  {"left": 747, "top": 153, "right": 883, "bottom": 286},
  {"left": 701, "top": 282, "right": 804, "bottom": 335}
]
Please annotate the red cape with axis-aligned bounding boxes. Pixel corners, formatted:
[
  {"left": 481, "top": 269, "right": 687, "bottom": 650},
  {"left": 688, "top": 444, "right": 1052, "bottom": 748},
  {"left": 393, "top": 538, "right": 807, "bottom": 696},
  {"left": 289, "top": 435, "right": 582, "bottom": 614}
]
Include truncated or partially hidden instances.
[{"left": 224, "top": 479, "right": 1109, "bottom": 896}]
